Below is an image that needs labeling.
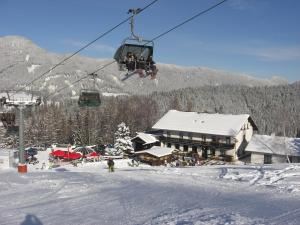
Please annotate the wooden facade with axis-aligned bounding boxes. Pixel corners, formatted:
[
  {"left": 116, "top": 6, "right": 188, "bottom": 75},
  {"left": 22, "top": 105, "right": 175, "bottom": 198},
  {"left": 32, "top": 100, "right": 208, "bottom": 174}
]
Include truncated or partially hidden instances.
[{"left": 136, "top": 152, "right": 173, "bottom": 166}]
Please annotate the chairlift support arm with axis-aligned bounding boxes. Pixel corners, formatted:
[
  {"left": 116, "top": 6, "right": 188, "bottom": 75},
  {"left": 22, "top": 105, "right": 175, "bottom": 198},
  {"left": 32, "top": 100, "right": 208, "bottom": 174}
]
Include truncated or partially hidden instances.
[{"left": 128, "top": 8, "right": 142, "bottom": 41}]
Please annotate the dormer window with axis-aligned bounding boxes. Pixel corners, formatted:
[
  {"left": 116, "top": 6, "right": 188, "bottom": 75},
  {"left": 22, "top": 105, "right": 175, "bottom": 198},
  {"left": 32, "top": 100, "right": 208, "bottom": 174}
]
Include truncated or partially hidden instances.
[{"left": 226, "top": 137, "right": 231, "bottom": 145}]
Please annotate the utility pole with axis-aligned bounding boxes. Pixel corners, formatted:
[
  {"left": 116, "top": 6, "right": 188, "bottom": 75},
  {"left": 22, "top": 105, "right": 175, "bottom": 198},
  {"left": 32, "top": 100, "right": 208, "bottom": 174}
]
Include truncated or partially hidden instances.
[{"left": 2, "top": 96, "right": 41, "bottom": 173}]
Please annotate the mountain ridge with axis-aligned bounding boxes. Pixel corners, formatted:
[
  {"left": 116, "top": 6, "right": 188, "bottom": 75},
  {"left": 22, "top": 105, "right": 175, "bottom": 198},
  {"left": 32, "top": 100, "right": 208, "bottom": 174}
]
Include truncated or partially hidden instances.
[{"left": 0, "top": 35, "right": 289, "bottom": 99}]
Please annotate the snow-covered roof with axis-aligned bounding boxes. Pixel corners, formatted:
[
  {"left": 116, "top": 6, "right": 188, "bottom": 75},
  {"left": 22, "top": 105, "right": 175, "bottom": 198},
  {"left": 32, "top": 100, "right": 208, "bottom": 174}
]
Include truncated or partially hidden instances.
[
  {"left": 245, "top": 134, "right": 300, "bottom": 156},
  {"left": 136, "top": 146, "right": 174, "bottom": 157},
  {"left": 132, "top": 132, "right": 158, "bottom": 145},
  {"left": 152, "top": 110, "right": 255, "bottom": 137}
]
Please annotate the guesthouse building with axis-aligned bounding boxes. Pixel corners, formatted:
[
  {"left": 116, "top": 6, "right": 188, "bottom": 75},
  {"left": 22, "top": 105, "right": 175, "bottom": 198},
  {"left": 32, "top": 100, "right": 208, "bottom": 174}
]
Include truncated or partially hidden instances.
[{"left": 151, "top": 110, "right": 258, "bottom": 161}]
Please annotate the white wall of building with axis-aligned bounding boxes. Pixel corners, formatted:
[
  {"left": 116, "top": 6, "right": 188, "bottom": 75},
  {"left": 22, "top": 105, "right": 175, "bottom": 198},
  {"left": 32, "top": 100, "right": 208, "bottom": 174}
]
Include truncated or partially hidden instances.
[
  {"left": 250, "top": 153, "right": 291, "bottom": 164},
  {"left": 0, "top": 150, "right": 18, "bottom": 169},
  {"left": 250, "top": 152, "right": 265, "bottom": 164},
  {"left": 272, "top": 155, "right": 287, "bottom": 164},
  {"left": 232, "top": 121, "right": 254, "bottom": 160}
]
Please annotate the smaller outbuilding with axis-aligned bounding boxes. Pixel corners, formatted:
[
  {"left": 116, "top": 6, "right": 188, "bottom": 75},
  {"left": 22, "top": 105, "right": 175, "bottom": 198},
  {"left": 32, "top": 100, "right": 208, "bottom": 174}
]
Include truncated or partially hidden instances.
[
  {"left": 245, "top": 134, "right": 300, "bottom": 164},
  {"left": 135, "top": 146, "right": 174, "bottom": 166},
  {"left": 131, "top": 132, "right": 160, "bottom": 152}
]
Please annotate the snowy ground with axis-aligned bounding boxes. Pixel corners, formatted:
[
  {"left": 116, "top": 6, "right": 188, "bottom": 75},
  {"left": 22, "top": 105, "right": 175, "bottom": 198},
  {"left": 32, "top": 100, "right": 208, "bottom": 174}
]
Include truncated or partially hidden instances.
[{"left": 0, "top": 150, "right": 300, "bottom": 225}]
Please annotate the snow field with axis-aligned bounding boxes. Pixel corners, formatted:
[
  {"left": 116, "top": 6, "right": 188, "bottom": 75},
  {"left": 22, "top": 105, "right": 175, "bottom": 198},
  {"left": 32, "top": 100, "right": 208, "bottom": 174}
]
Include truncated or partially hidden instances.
[{"left": 0, "top": 149, "right": 300, "bottom": 224}]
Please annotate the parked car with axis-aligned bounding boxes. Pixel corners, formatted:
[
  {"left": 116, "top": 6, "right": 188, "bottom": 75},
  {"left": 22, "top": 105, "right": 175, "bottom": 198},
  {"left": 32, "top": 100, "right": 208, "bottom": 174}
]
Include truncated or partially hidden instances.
[
  {"left": 25, "top": 147, "right": 38, "bottom": 156},
  {"left": 34, "top": 146, "right": 46, "bottom": 151},
  {"left": 24, "top": 147, "right": 38, "bottom": 162}
]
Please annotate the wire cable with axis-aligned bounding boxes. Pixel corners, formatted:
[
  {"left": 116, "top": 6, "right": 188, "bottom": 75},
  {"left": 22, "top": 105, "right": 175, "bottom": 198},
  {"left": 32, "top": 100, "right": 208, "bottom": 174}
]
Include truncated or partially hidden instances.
[
  {"left": 151, "top": 0, "right": 227, "bottom": 42},
  {"left": 45, "top": 0, "right": 228, "bottom": 100},
  {"left": 9, "top": 0, "right": 159, "bottom": 97},
  {"left": 44, "top": 60, "right": 116, "bottom": 99}
]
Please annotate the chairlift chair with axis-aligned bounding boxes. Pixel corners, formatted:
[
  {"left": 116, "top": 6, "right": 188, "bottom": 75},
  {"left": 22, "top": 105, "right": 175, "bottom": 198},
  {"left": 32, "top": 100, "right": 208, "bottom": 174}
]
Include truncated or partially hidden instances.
[
  {"left": 78, "top": 89, "right": 101, "bottom": 107},
  {"left": 114, "top": 8, "right": 157, "bottom": 78},
  {"left": 78, "top": 72, "right": 101, "bottom": 107},
  {"left": 114, "top": 39, "right": 154, "bottom": 71}
]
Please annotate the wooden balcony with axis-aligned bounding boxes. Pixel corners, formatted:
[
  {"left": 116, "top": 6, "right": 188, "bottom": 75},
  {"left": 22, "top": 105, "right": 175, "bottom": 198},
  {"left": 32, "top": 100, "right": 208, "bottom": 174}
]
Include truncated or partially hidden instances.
[{"left": 160, "top": 136, "right": 234, "bottom": 150}]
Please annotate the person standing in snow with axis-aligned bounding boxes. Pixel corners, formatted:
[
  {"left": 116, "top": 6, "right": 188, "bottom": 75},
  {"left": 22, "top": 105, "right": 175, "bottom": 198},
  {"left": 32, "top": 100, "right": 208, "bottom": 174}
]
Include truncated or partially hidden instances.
[
  {"left": 164, "top": 159, "right": 168, "bottom": 167},
  {"left": 107, "top": 158, "right": 115, "bottom": 172}
]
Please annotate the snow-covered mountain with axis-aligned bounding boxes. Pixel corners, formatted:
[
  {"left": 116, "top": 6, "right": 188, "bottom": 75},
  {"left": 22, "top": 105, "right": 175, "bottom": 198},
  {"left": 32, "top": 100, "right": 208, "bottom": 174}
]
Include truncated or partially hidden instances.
[{"left": 0, "top": 36, "right": 288, "bottom": 99}]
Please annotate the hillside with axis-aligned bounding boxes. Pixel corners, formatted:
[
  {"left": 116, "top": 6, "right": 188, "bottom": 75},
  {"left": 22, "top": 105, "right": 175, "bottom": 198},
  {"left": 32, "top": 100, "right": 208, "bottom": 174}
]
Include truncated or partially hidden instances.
[
  {"left": 0, "top": 157, "right": 300, "bottom": 225},
  {"left": 0, "top": 36, "right": 288, "bottom": 99}
]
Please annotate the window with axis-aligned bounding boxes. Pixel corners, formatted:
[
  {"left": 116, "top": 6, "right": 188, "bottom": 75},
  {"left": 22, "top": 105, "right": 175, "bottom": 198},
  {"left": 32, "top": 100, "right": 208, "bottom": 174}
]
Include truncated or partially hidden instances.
[
  {"left": 167, "top": 143, "right": 171, "bottom": 148},
  {"left": 183, "top": 145, "right": 189, "bottom": 152},
  {"left": 226, "top": 137, "right": 231, "bottom": 145},
  {"left": 220, "top": 149, "right": 225, "bottom": 156},
  {"left": 175, "top": 144, "right": 180, "bottom": 150},
  {"left": 212, "top": 136, "right": 217, "bottom": 143},
  {"left": 166, "top": 131, "right": 171, "bottom": 138},
  {"left": 192, "top": 146, "right": 197, "bottom": 153},
  {"left": 264, "top": 155, "right": 272, "bottom": 164}
]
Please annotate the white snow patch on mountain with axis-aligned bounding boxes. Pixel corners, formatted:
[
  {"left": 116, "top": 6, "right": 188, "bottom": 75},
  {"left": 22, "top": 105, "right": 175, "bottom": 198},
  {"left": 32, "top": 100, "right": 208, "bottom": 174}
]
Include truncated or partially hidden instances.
[
  {"left": 27, "top": 64, "right": 40, "bottom": 74},
  {"left": 44, "top": 75, "right": 62, "bottom": 81},
  {"left": 71, "top": 90, "right": 77, "bottom": 96},
  {"left": 102, "top": 92, "right": 129, "bottom": 97},
  {"left": 64, "top": 80, "right": 72, "bottom": 86},
  {"left": 48, "top": 85, "right": 57, "bottom": 92}
]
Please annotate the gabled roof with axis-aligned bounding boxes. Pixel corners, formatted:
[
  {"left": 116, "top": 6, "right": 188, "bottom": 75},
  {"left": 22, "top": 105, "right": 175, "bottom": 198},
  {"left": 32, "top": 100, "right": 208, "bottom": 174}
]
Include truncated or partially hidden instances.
[
  {"left": 245, "top": 134, "right": 300, "bottom": 156},
  {"left": 131, "top": 132, "right": 158, "bottom": 145},
  {"left": 152, "top": 110, "right": 257, "bottom": 137},
  {"left": 135, "top": 146, "right": 174, "bottom": 157}
]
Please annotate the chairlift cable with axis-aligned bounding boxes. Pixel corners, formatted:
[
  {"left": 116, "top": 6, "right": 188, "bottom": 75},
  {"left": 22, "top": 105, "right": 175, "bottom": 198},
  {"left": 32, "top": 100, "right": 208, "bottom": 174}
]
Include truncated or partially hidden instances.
[
  {"left": 151, "top": 0, "right": 227, "bottom": 42},
  {"left": 44, "top": 60, "right": 116, "bottom": 100},
  {"left": 8, "top": 0, "right": 160, "bottom": 98},
  {"left": 45, "top": 0, "right": 228, "bottom": 100}
]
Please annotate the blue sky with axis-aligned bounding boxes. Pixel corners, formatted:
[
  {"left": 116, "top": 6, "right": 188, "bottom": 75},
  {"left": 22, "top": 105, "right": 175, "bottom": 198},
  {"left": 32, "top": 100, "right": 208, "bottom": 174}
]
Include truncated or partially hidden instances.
[{"left": 1, "top": 0, "right": 299, "bottom": 82}]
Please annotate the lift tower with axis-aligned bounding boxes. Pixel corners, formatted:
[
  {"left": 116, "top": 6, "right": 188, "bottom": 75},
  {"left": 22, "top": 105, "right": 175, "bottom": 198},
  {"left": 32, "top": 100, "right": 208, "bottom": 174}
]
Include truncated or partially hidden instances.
[{"left": 1, "top": 95, "right": 41, "bottom": 173}]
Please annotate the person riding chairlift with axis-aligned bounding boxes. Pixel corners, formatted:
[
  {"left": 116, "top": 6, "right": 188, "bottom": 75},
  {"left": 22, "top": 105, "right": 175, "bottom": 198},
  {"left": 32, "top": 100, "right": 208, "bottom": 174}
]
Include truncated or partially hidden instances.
[
  {"left": 146, "top": 56, "right": 158, "bottom": 79},
  {"left": 136, "top": 56, "right": 146, "bottom": 77},
  {"left": 124, "top": 52, "right": 136, "bottom": 72}
]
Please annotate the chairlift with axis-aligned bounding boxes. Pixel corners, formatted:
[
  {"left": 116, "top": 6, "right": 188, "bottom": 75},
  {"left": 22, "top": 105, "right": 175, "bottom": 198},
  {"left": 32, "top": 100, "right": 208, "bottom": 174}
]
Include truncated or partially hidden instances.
[
  {"left": 0, "top": 112, "right": 16, "bottom": 128},
  {"left": 114, "top": 8, "right": 157, "bottom": 79},
  {"left": 78, "top": 89, "right": 101, "bottom": 107},
  {"left": 78, "top": 73, "right": 101, "bottom": 107},
  {"left": 114, "top": 40, "right": 154, "bottom": 71},
  {"left": 0, "top": 92, "right": 15, "bottom": 128},
  {"left": 0, "top": 96, "right": 6, "bottom": 105}
]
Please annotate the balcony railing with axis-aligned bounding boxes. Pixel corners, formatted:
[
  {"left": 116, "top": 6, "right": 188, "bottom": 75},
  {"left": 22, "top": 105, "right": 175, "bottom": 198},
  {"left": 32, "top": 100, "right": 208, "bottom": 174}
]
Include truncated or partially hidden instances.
[{"left": 160, "top": 136, "right": 234, "bottom": 149}]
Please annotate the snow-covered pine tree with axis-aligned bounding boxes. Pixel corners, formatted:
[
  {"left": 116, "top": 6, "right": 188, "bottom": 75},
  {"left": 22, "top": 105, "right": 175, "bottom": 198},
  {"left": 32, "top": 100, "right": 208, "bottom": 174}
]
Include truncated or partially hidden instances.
[{"left": 113, "top": 122, "right": 133, "bottom": 155}]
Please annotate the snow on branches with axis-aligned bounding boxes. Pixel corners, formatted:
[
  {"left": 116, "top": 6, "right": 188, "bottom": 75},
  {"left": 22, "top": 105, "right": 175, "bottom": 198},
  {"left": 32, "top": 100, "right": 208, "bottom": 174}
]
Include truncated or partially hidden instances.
[{"left": 113, "top": 122, "right": 133, "bottom": 155}]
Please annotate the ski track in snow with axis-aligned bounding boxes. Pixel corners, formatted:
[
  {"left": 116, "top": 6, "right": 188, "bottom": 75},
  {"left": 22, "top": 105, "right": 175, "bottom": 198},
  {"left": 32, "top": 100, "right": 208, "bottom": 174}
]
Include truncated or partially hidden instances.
[{"left": 0, "top": 154, "right": 300, "bottom": 225}]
